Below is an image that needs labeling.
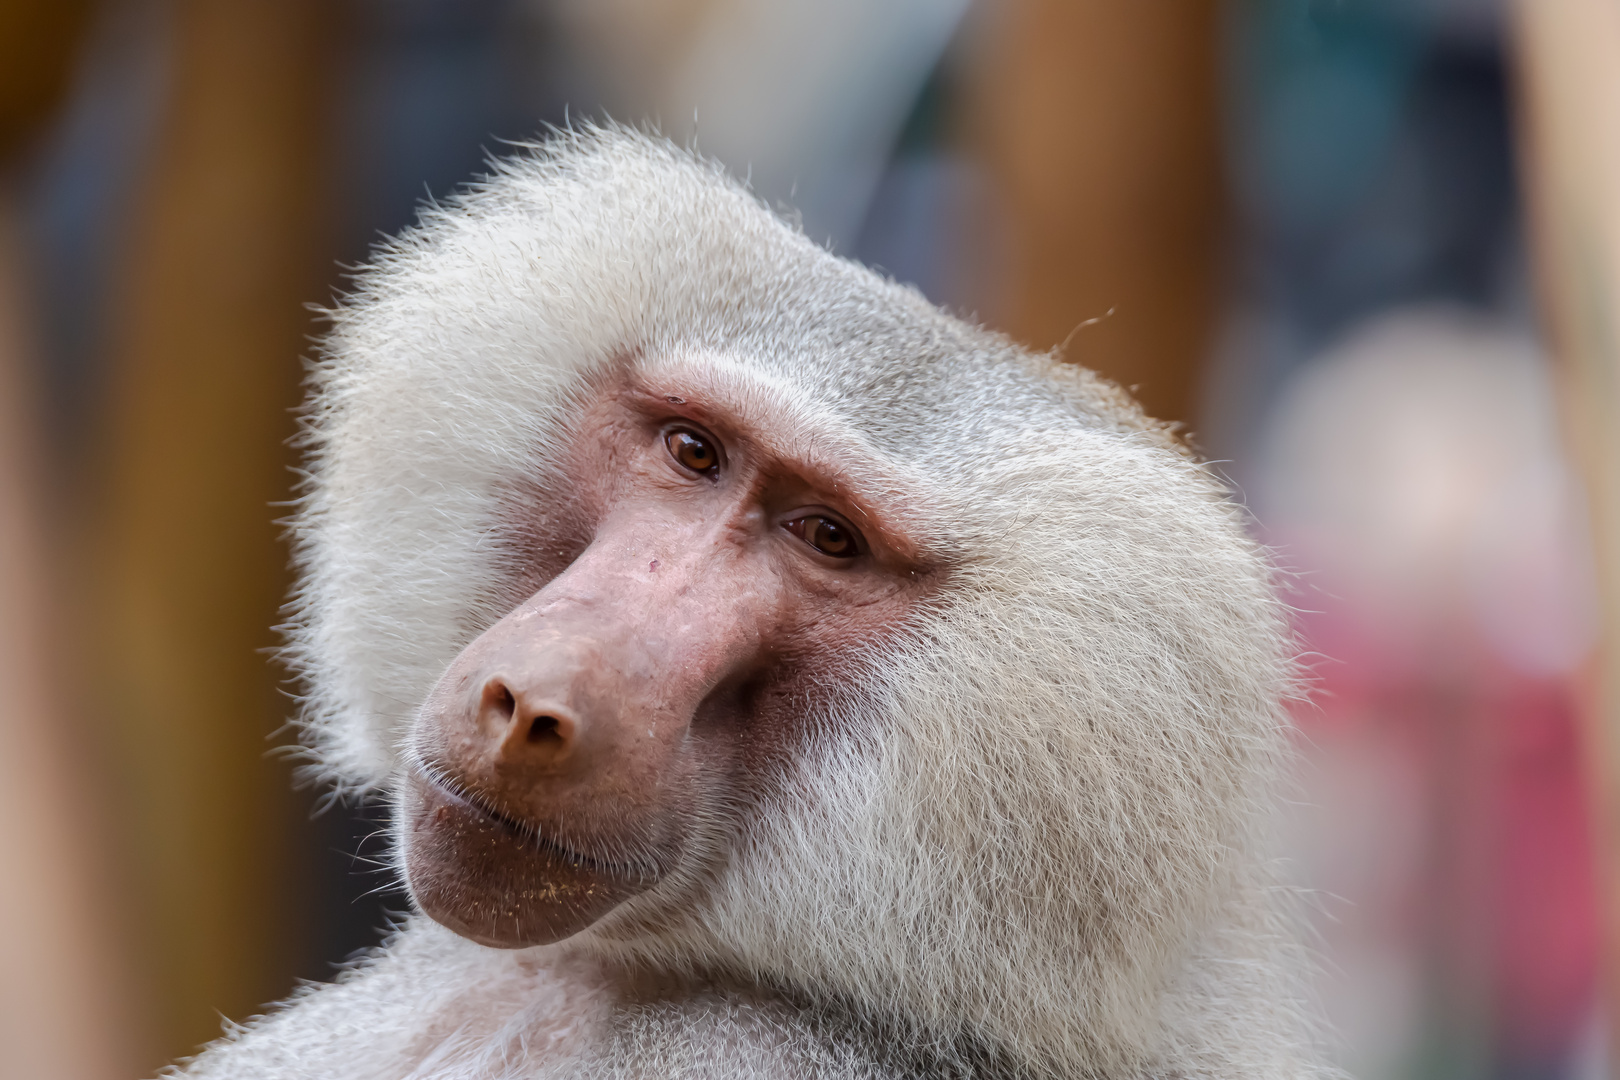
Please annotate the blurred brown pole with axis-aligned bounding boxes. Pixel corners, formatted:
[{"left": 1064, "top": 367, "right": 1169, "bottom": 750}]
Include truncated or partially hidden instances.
[
  {"left": 89, "top": 0, "right": 330, "bottom": 1067},
  {"left": 966, "top": 0, "right": 1224, "bottom": 429},
  {"left": 1512, "top": 1, "right": 1620, "bottom": 1069},
  {"left": 0, "top": 3, "right": 134, "bottom": 1078},
  {"left": 0, "top": 204, "right": 134, "bottom": 1080}
]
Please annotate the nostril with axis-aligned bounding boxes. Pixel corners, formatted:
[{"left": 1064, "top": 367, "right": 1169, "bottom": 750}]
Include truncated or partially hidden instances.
[
  {"left": 527, "top": 714, "right": 565, "bottom": 745},
  {"left": 485, "top": 681, "right": 516, "bottom": 721},
  {"left": 487, "top": 692, "right": 578, "bottom": 764}
]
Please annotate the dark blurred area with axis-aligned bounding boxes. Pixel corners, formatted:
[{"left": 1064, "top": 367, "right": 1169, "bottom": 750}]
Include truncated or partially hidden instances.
[{"left": 0, "top": 1, "right": 1613, "bottom": 1078}]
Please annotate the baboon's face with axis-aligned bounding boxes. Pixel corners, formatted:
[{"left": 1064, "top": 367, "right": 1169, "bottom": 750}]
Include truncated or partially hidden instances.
[{"left": 401, "top": 362, "right": 932, "bottom": 948}]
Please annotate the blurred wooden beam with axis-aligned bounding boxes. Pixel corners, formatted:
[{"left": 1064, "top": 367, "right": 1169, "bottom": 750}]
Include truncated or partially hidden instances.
[
  {"left": 90, "top": 0, "right": 331, "bottom": 1067},
  {"left": 0, "top": 5, "right": 134, "bottom": 1076},
  {"left": 0, "top": 202, "right": 135, "bottom": 1080},
  {"left": 1512, "top": 0, "right": 1620, "bottom": 1068},
  {"left": 966, "top": 0, "right": 1224, "bottom": 428}
]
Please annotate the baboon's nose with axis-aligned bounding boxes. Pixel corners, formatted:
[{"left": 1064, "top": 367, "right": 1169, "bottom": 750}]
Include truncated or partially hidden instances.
[{"left": 478, "top": 676, "right": 582, "bottom": 769}]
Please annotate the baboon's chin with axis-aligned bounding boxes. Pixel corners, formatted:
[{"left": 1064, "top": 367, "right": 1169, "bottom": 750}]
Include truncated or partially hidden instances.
[{"left": 401, "top": 770, "right": 648, "bottom": 949}]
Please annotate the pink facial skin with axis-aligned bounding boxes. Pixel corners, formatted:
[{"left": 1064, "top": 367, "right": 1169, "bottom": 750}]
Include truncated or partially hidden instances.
[{"left": 401, "top": 366, "right": 934, "bottom": 949}]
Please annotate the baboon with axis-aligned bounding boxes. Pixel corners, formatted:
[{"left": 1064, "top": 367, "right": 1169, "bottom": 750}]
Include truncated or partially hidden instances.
[{"left": 171, "top": 127, "right": 1334, "bottom": 1080}]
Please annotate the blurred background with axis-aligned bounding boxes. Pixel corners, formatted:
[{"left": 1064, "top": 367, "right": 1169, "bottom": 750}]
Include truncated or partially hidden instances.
[{"left": 1, "top": 1, "right": 1618, "bottom": 1078}]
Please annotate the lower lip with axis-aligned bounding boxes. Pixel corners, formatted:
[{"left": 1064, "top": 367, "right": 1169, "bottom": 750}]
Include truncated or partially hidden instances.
[{"left": 400, "top": 770, "right": 649, "bottom": 948}]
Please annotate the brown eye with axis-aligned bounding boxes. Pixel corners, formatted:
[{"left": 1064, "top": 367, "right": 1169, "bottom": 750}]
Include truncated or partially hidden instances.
[
  {"left": 786, "top": 515, "right": 860, "bottom": 559},
  {"left": 666, "top": 429, "right": 719, "bottom": 474}
]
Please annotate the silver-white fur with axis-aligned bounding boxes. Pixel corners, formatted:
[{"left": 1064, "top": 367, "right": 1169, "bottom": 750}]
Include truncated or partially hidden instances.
[{"left": 171, "top": 127, "right": 1336, "bottom": 1079}]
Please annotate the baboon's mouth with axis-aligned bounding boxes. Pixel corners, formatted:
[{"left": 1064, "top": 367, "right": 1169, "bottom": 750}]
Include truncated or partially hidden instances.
[
  {"left": 400, "top": 768, "right": 653, "bottom": 949},
  {"left": 414, "top": 765, "right": 643, "bottom": 878}
]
